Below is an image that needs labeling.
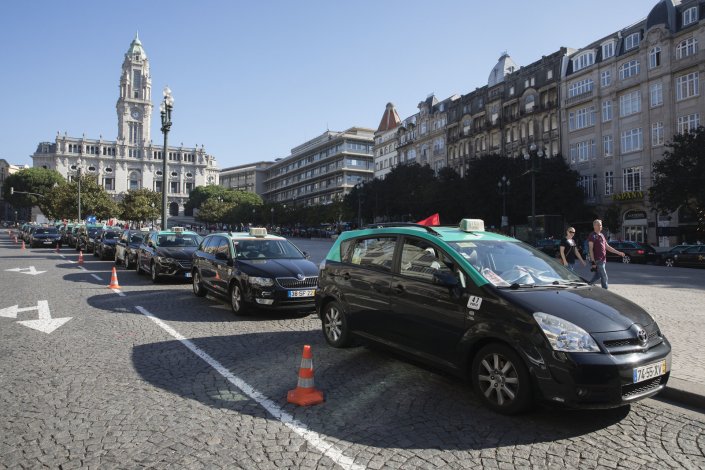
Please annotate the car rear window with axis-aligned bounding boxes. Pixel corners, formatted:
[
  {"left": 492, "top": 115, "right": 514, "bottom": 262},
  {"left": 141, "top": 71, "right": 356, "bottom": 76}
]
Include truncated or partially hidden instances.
[{"left": 342, "top": 237, "right": 396, "bottom": 272}]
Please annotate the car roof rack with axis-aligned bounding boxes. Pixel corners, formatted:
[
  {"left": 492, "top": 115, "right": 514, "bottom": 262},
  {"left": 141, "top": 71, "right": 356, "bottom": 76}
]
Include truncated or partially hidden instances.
[{"left": 364, "top": 222, "right": 442, "bottom": 236}]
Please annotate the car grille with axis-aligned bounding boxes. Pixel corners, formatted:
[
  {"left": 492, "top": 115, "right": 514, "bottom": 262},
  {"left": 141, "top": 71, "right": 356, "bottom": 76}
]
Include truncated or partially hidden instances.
[
  {"left": 276, "top": 276, "right": 318, "bottom": 289},
  {"left": 603, "top": 330, "right": 660, "bottom": 348},
  {"left": 177, "top": 260, "right": 192, "bottom": 269},
  {"left": 601, "top": 325, "right": 662, "bottom": 354},
  {"left": 622, "top": 377, "right": 663, "bottom": 400}
]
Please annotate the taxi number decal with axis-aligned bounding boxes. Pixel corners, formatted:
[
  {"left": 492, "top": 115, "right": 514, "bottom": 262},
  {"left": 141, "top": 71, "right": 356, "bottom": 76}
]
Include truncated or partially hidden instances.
[{"left": 467, "top": 295, "right": 483, "bottom": 310}]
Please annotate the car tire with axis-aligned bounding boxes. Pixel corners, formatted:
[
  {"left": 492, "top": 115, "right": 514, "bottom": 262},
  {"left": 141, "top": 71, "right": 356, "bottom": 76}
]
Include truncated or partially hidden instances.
[
  {"left": 150, "top": 262, "right": 160, "bottom": 283},
  {"left": 229, "top": 282, "right": 248, "bottom": 315},
  {"left": 322, "top": 300, "right": 351, "bottom": 348},
  {"left": 622, "top": 255, "right": 631, "bottom": 264},
  {"left": 471, "top": 343, "right": 532, "bottom": 415},
  {"left": 192, "top": 270, "right": 207, "bottom": 297}
]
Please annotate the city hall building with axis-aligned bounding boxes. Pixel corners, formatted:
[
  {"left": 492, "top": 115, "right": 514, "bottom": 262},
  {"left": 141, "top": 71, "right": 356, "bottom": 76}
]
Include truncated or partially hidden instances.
[{"left": 31, "top": 35, "right": 219, "bottom": 219}]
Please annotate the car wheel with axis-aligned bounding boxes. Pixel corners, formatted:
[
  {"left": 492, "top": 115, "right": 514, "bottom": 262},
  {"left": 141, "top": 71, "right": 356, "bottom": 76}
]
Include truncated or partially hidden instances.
[
  {"left": 622, "top": 255, "right": 631, "bottom": 264},
  {"left": 192, "top": 270, "right": 207, "bottom": 297},
  {"left": 472, "top": 343, "right": 532, "bottom": 415},
  {"left": 665, "top": 258, "right": 675, "bottom": 267},
  {"left": 150, "top": 262, "right": 160, "bottom": 283},
  {"left": 229, "top": 283, "right": 248, "bottom": 315},
  {"left": 322, "top": 301, "right": 351, "bottom": 348}
]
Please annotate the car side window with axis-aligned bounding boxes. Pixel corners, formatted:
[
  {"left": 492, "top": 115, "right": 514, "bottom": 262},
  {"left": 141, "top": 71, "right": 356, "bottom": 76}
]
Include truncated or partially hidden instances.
[
  {"left": 214, "top": 237, "right": 230, "bottom": 258},
  {"left": 400, "top": 238, "right": 452, "bottom": 283},
  {"left": 202, "top": 236, "right": 218, "bottom": 255},
  {"left": 344, "top": 237, "right": 396, "bottom": 272}
]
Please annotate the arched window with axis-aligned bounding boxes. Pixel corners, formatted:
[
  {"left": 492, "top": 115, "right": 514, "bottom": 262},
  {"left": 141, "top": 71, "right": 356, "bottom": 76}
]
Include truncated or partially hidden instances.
[
  {"left": 525, "top": 95, "right": 535, "bottom": 113},
  {"left": 169, "top": 202, "right": 179, "bottom": 217},
  {"left": 128, "top": 171, "right": 140, "bottom": 190}
]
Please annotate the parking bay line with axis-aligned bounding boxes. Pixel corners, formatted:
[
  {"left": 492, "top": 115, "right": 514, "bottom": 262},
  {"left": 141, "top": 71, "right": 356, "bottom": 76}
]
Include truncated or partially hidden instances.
[{"left": 134, "top": 305, "right": 363, "bottom": 470}]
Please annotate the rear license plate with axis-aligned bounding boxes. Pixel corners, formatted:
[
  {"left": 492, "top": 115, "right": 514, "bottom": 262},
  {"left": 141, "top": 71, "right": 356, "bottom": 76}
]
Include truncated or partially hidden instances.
[
  {"left": 43, "top": 241, "right": 52, "bottom": 244},
  {"left": 184, "top": 272, "right": 192, "bottom": 278},
  {"left": 633, "top": 360, "right": 668, "bottom": 384},
  {"left": 288, "top": 289, "right": 315, "bottom": 298}
]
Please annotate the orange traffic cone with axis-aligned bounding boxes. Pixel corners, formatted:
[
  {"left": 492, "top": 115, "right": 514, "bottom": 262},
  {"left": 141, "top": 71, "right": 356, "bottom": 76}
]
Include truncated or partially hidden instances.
[
  {"left": 108, "top": 267, "right": 121, "bottom": 289},
  {"left": 55, "top": 244, "right": 60, "bottom": 253},
  {"left": 287, "top": 345, "right": 324, "bottom": 406},
  {"left": 78, "top": 251, "right": 84, "bottom": 265}
]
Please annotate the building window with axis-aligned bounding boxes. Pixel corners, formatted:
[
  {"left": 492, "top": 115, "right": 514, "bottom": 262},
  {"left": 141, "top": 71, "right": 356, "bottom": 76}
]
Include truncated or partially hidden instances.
[
  {"left": 547, "top": 70, "right": 553, "bottom": 80},
  {"left": 650, "top": 83, "right": 663, "bottom": 107},
  {"left": 572, "top": 51, "right": 595, "bottom": 71},
  {"left": 568, "top": 106, "right": 596, "bottom": 131},
  {"left": 619, "top": 60, "right": 640, "bottom": 80},
  {"left": 128, "top": 172, "right": 140, "bottom": 190},
  {"left": 602, "top": 41, "right": 615, "bottom": 59},
  {"left": 104, "top": 178, "right": 114, "bottom": 191},
  {"left": 619, "top": 90, "right": 641, "bottom": 117},
  {"left": 676, "top": 37, "right": 698, "bottom": 59},
  {"left": 570, "top": 139, "right": 596, "bottom": 162},
  {"left": 605, "top": 171, "right": 614, "bottom": 195},
  {"left": 621, "top": 128, "right": 643, "bottom": 154},
  {"left": 652, "top": 122, "right": 664, "bottom": 146},
  {"left": 683, "top": 6, "right": 699, "bottom": 26},
  {"left": 525, "top": 95, "right": 535, "bottom": 113},
  {"left": 649, "top": 46, "right": 661, "bottom": 68},
  {"left": 624, "top": 32, "right": 641, "bottom": 51},
  {"left": 676, "top": 72, "right": 699, "bottom": 100},
  {"left": 603, "top": 135, "right": 613, "bottom": 156},
  {"left": 623, "top": 167, "right": 642, "bottom": 191},
  {"left": 677, "top": 113, "right": 700, "bottom": 134},
  {"left": 568, "top": 78, "right": 594, "bottom": 97},
  {"left": 602, "top": 100, "right": 613, "bottom": 122},
  {"left": 600, "top": 70, "right": 612, "bottom": 87}
]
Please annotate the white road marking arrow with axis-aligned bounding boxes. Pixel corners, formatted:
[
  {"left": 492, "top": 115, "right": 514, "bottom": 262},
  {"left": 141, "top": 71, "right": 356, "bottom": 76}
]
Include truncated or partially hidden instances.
[
  {"left": 2, "top": 300, "right": 73, "bottom": 334},
  {"left": 4, "top": 266, "right": 46, "bottom": 275}
]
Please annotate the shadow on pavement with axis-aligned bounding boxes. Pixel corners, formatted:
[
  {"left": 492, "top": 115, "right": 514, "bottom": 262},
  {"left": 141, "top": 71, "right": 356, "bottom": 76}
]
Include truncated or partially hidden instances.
[{"left": 129, "top": 329, "right": 631, "bottom": 450}]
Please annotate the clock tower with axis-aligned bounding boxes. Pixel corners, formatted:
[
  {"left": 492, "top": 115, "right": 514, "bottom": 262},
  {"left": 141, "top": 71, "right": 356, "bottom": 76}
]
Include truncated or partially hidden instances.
[{"left": 117, "top": 33, "right": 152, "bottom": 147}]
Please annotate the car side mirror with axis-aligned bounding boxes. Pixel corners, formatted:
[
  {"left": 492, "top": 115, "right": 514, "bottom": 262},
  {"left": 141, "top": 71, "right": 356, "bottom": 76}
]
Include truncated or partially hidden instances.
[
  {"left": 215, "top": 252, "right": 229, "bottom": 261},
  {"left": 303, "top": 251, "right": 311, "bottom": 260},
  {"left": 432, "top": 271, "right": 460, "bottom": 288}
]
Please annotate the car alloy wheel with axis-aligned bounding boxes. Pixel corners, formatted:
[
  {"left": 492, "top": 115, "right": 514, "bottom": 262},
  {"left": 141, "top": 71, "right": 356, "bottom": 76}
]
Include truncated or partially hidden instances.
[
  {"left": 472, "top": 343, "right": 531, "bottom": 415},
  {"left": 622, "top": 255, "right": 631, "bottom": 264},
  {"left": 230, "top": 283, "right": 247, "bottom": 315},
  {"left": 150, "top": 262, "right": 159, "bottom": 283},
  {"left": 665, "top": 258, "right": 675, "bottom": 267},
  {"left": 193, "top": 271, "right": 207, "bottom": 297},
  {"left": 323, "top": 301, "right": 351, "bottom": 348}
]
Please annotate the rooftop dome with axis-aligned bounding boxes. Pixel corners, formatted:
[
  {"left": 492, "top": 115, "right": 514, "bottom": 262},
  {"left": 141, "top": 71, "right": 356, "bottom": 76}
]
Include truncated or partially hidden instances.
[
  {"left": 126, "top": 32, "right": 146, "bottom": 60},
  {"left": 488, "top": 53, "right": 519, "bottom": 87},
  {"left": 646, "top": 0, "right": 678, "bottom": 32}
]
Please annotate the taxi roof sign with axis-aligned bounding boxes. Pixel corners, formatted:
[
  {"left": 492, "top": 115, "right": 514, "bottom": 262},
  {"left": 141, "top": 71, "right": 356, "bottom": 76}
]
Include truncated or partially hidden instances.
[
  {"left": 173, "top": 226, "right": 184, "bottom": 233},
  {"left": 460, "top": 219, "right": 485, "bottom": 232},
  {"left": 249, "top": 227, "right": 267, "bottom": 238}
]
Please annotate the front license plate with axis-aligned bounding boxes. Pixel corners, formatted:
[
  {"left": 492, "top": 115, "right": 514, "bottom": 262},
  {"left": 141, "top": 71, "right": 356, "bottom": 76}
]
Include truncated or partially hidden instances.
[
  {"left": 43, "top": 241, "right": 52, "bottom": 244},
  {"left": 633, "top": 360, "right": 668, "bottom": 384},
  {"left": 184, "top": 272, "right": 192, "bottom": 278},
  {"left": 288, "top": 289, "right": 315, "bottom": 298}
]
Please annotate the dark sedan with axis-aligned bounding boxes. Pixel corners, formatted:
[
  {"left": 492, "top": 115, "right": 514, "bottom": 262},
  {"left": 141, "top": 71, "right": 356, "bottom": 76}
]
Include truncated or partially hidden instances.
[
  {"left": 29, "top": 227, "right": 61, "bottom": 248},
  {"left": 95, "top": 230, "right": 122, "bottom": 260},
  {"left": 115, "top": 229, "right": 146, "bottom": 269},
  {"left": 136, "top": 228, "right": 202, "bottom": 283},
  {"left": 659, "top": 245, "right": 696, "bottom": 267},
  {"left": 668, "top": 245, "right": 705, "bottom": 268},
  {"left": 191, "top": 228, "right": 318, "bottom": 315},
  {"left": 607, "top": 241, "right": 658, "bottom": 264}
]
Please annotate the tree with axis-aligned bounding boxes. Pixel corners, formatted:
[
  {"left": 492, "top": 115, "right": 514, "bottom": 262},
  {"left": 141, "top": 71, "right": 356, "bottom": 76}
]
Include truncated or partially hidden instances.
[
  {"left": 45, "top": 174, "right": 118, "bottom": 221},
  {"left": 118, "top": 189, "right": 161, "bottom": 226},
  {"left": 2, "top": 167, "right": 65, "bottom": 216},
  {"left": 649, "top": 126, "right": 705, "bottom": 217},
  {"left": 185, "top": 185, "right": 233, "bottom": 212}
]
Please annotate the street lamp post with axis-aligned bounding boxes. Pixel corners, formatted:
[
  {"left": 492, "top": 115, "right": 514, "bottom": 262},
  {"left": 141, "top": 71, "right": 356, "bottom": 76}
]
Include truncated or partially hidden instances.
[
  {"left": 523, "top": 144, "right": 544, "bottom": 243},
  {"left": 160, "top": 86, "right": 174, "bottom": 230},
  {"left": 497, "top": 175, "right": 510, "bottom": 232},
  {"left": 77, "top": 167, "right": 82, "bottom": 223},
  {"left": 270, "top": 207, "right": 274, "bottom": 227},
  {"left": 252, "top": 208, "right": 256, "bottom": 226}
]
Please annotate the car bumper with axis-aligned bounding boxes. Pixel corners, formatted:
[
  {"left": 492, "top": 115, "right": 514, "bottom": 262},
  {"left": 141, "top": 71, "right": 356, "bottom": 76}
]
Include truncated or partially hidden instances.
[
  {"left": 528, "top": 339, "right": 671, "bottom": 408},
  {"left": 156, "top": 260, "right": 192, "bottom": 279},
  {"left": 247, "top": 286, "right": 316, "bottom": 311}
]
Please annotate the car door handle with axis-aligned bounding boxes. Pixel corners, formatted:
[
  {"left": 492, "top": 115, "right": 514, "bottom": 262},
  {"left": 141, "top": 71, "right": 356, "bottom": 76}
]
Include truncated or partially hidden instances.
[
  {"left": 394, "top": 283, "right": 405, "bottom": 294},
  {"left": 342, "top": 272, "right": 351, "bottom": 280}
]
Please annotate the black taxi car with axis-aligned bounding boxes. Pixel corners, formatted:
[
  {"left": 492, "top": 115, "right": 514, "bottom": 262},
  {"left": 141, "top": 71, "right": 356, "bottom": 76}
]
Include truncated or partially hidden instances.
[
  {"left": 668, "top": 244, "right": 705, "bottom": 268},
  {"left": 136, "top": 227, "right": 202, "bottom": 283},
  {"left": 315, "top": 219, "right": 671, "bottom": 414},
  {"left": 115, "top": 229, "right": 148, "bottom": 269},
  {"left": 191, "top": 228, "right": 318, "bottom": 315}
]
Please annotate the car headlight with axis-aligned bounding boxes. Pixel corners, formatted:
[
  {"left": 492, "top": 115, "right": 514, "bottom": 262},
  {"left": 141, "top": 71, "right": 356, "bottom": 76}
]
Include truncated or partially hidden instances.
[
  {"left": 533, "top": 312, "right": 600, "bottom": 353},
  {"left": 249, "top": 276, "right": 274, "bottom": 287},
  {"left": 156, "top": 256, "right": 176, "bottom": 264}
]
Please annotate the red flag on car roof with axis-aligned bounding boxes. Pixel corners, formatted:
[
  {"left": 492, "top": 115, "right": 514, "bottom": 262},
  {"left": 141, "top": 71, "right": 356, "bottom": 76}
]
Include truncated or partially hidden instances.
[{"left": 417, "top": 213, "right": 440, "bottom": 226}]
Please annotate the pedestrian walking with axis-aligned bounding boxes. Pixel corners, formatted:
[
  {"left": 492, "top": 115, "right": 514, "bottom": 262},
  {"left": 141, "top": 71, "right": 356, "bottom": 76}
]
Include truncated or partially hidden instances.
[
  {"left": 588, "top": 219, "right": 625, "bottom": 289},
  {"left": 559, "top": 227, "right": 586, "bottom": 272}
]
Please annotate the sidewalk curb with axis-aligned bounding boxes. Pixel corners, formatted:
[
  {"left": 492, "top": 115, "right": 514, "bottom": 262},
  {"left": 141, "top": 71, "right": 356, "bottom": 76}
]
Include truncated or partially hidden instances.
[{"left": 660, "top": 377, "right": 705, "bottom": 411}]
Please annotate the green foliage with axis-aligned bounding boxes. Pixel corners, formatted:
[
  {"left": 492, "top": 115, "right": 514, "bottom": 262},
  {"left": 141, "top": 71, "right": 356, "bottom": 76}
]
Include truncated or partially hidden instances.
[
  {"left": 193, "top": 187, "right": 263, "bottom": 224},
  {"left": 649, "top": 126, "right": 705, "bottom": 216},
  {"left": 2, "top": 167, "right": 65, "bottom": 214},
  {"left": 118, "top": 189, "right": 161, "bottom": 225},
  {"left": 44, "top": 174, "right": 118, "bottom": 221}
]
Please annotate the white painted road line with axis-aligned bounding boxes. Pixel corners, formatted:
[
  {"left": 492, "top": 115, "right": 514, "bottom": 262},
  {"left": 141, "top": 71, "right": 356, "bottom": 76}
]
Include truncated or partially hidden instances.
[
  {"left": 134, "top": 305, "right": 363, "bottom": 470},
  {"left": 111, "top": 289, "right": 125, "bottom": 297},
  {"left": 91, "top": 274, "right": 102, "bottom": 281}
]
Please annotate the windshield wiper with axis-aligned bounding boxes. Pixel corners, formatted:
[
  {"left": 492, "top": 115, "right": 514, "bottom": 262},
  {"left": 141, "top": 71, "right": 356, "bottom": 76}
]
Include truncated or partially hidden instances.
[
  {"left": 503, "top": 283, "right": 538, "bottom": 290},
  {"left": 551, "top": 280, "right": 589, "bottom": 287}
]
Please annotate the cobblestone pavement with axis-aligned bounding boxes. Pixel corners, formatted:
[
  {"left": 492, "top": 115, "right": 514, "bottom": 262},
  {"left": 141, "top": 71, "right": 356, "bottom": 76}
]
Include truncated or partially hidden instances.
[{"left": 1, "top": 234, "right": 704, "bottom": 469}]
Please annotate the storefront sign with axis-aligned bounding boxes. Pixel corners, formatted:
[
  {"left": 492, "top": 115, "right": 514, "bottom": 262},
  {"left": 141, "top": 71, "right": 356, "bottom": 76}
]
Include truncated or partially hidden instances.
[
  {"left": 613, "top": 191, "right": 644, "bottom": 201},
  {"left": 625, "top": 210, "right": 647, "bottom": 220}
]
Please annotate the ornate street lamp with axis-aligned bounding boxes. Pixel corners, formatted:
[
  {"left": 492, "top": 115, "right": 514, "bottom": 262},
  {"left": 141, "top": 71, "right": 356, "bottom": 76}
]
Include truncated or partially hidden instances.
[
  {"left": 160, "top": 86, "right": 174, "bottom": 230},
  {"left": 497, "top": 175, "right": 510, "bottom": 232},
  {"left": 523, "top": 143, "right": 545, "bottom": 243}
]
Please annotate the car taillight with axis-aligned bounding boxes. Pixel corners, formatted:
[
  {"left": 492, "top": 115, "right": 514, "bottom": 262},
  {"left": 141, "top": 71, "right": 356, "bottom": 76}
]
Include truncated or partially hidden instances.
[{"left": 637, "top": 249, "right": 644, "bottom": 255}]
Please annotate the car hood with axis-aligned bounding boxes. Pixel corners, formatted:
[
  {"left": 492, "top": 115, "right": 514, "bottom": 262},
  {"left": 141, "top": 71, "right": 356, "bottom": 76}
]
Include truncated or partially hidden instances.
[
  {"left": 497, "top": 287, "right": 654, "bottom": 333},
  {"left": 156, "top": 247, "right": 197, "bottom": 259},
  {"left": 237, "top": 258, "right": 318, "bottom": 279},
  {"left": 33, "top": 233, "right": 61, "bottom": 239},
  {"left": 102, "top": 239, "right": 118, "bottom": 246}
]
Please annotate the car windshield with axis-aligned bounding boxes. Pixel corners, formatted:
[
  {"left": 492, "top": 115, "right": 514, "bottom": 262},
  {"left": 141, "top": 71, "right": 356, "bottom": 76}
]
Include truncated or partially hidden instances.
[
  {"left": 34, "top": 228, "right": 58, "bottom": 234},
  {"left": 448, "top": 239, "right": 584, "bottom": 287},
  {"left": 130, "top": 234, "right": 144, "bottom": 243},
  {"left": 157, "top": 234, "right": 200, "bottom": 247},
  {"left": 103, "top": 232, "right": 119, "bottom": 239},
  {"left": 234, "top": 239, "right": 304, "bottom": 260},
  {"left": 88, "top": 229, "right": 99, "bottom": 236}
]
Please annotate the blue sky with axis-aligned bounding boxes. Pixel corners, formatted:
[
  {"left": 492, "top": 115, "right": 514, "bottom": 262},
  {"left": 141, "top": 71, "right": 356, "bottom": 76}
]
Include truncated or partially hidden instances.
[{"left": 1, "top": 0, "right": 654, "bottom": 168}]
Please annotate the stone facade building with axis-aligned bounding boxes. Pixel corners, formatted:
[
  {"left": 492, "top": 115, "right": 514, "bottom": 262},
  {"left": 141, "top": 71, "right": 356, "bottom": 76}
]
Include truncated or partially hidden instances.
[
  {"left": 373, "top": 103, "right": 402, "bottom": 179},
  {"left": 562, "top": 0, "right": 705, "bottom": 244},
  {"left": 31, "top": 35, "right": 219, "bottom": 219}
]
